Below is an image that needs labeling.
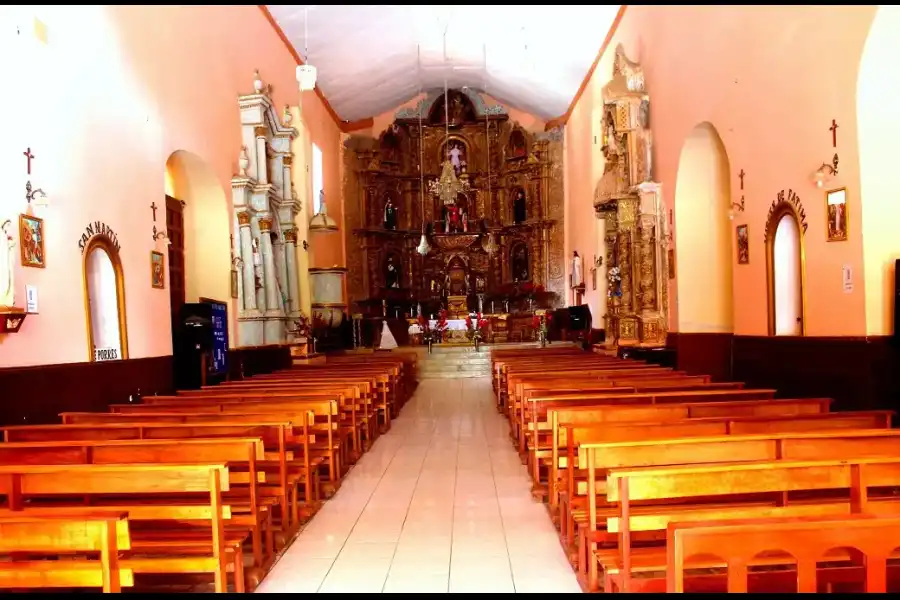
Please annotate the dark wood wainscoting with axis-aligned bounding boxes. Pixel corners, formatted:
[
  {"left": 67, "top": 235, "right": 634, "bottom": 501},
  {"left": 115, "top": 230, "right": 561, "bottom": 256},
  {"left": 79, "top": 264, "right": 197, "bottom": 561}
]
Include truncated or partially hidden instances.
[
  {"left": 667, "top": 332, "right": 734, "bottom": 382},
  {"left": 227, "top": 345, "right": 292, "bottom": 380},
  {"left": 669, "top": 333, "right": 900, "bottom": 413},
  {"left": 0, "top": 345, "right": 295, "bottom": 427},
  {"left": 0, "top": 356, "right": 174, "bottom": 426}
]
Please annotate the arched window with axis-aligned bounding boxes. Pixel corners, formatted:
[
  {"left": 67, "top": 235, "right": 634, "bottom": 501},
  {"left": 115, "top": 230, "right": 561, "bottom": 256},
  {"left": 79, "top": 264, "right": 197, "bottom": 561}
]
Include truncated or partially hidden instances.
[{"left": 83, "top": 237, "right": 128, "bottom": 361}]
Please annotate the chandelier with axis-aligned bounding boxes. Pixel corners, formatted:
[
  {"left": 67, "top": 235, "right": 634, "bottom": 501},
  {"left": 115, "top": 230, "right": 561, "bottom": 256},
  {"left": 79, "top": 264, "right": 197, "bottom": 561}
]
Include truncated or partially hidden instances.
[
  {"left": 428, "top": 160, "right": 470, "bottom": 206},
  {"left": 481, "top": 231, "right": 498, "bottom": 255}
]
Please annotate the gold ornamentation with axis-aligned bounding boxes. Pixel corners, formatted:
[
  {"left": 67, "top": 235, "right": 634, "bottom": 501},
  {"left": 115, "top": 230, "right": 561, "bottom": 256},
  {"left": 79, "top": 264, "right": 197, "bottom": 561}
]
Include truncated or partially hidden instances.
[
  {"left": 283, "top": 229, "right": 297, "bottom": 244},
  {"left": 237, "top": 211, "right": 251, "bottom": 226},
  {"left": 258, "top": 218, "right": 272, "bottom": 233},
  {"left": 254, "top": 126, "right": 268, "bottom": 138},
  {"left": 282, "top": 155, "right": 293, "bottom": 167}
]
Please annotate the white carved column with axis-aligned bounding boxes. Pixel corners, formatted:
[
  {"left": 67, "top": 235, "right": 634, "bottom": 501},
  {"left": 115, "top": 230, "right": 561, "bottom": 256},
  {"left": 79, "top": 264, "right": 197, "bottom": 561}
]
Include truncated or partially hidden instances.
[
  {"left": 258, "top": 217, "right": 281, "bottom": 314},
  {"left": 237, "top": 211, "right": 257, "bottom": 312},
  {"left": 284, "top": 229, "right": 300, "bottom": 316},
  {"left": 255, "top": 126, "right": 268, "bottom": 184}
]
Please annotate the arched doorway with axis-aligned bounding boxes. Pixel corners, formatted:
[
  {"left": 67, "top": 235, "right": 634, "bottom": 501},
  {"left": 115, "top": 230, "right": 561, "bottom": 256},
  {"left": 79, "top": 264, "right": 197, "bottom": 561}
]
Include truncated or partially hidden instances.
[
  {"left": 83, "top": 235, "right": 128, "bottom": 361},
  {"left": 766, "top": 205, "right": 806, "bottom": 336},
  {"left": 164, "top": 150, "right": 231, "bottom": 343},
  {"left": 858, "top": 6, "right": 900, "bottom": 335},
  {"left": 673, "top": 122, "right": 734, "bottom": 332}
]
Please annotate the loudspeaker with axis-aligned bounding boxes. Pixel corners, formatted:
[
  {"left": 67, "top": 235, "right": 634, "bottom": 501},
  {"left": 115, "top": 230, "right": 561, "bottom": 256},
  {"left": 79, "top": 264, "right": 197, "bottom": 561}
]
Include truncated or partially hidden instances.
[{"left": 894, "top": 259, "right": 900, "bottom": 343}]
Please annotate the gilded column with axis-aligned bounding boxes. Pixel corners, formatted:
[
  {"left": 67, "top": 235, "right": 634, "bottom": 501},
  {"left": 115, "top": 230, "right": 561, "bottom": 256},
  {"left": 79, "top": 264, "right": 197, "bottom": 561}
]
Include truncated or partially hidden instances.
[
  {"left": 257, "top": 217, "right": 281, "bottom": 314},
  {"left": 237, "top": 211, "right": 257, "bottom": 312},
  {"left": 255, "top": 126, "right": 269, "bottom": 184},
  {"left": 284, "top": 229, "right": 300, "bottom": 316}
]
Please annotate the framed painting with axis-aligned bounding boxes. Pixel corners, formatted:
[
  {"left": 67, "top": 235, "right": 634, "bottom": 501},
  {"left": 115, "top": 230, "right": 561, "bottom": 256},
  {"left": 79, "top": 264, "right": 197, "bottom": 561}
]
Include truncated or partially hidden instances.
[
  {"left": 667, "top": 248, "right": 675, "bottom": 279},
  {"left": 230, "top": 269, "right": 239, "bottom": 299},
  {"left": 826, "top": 187, "right": 848, "bottom": 242},
  {"left": 150, "top": 251, "right": 165, "bottom": 289},
  {"left": 736, "top": 224, "right": 749, "bottom": 264},
  {"left": 19, "top": 214, "right": 45, "bottom": 268}
]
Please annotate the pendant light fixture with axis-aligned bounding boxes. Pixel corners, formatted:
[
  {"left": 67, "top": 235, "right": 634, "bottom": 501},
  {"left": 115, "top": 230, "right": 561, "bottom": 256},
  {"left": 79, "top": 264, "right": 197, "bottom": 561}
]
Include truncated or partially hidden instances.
[
  {"left": 415, "top": 46, "right": 431, "bottom": 257},
  {"left": 296, "top": 7, "right": 317, "bottom": 92}
]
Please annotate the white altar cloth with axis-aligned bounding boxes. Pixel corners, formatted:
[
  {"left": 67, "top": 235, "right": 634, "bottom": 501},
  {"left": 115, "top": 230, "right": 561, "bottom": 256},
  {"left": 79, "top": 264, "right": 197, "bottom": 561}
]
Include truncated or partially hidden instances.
[{"left": 428, "top": 318, "right": 468, "bottom": 331}]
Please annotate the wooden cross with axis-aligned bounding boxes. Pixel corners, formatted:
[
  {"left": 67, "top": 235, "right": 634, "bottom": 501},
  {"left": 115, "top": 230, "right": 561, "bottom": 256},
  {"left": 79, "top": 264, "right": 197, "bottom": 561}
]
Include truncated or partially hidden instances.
[
  {"left": 830, "top": 119, "right": 839, "bottom": 148},
  {"left": 22, "top": 147, "right": 35, "bottom": 175},
  {"left": 738, "top": 169, "right": 745, "bottom": 190},
  {"left": 150, "top": 202, "right": 158, "bottom": 222}
]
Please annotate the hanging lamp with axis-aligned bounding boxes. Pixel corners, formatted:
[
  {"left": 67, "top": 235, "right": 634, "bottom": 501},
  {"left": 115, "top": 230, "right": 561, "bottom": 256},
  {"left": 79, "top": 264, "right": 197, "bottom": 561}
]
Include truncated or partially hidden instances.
[
  {"left": 415, "top": 47, "right": 431, "bottom": 257},
  {"left": 296, "top": 7, "right": 317, "bottom": 91}
]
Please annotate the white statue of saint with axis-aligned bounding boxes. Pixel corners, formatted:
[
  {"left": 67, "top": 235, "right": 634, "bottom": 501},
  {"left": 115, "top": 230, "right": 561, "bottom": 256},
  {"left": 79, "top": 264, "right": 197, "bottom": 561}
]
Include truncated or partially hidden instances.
[
  {"left": 378, "top": 320, "right": 398, "bottom": 350},
  {"left": 571, "top": 251, "right": 584, "bottom": 288},
  {"left": 448, "top": 143, "right": 462, "bottom": 173},
  {"left": 0, "top": 220, "right": 15, "bottom": 308}
]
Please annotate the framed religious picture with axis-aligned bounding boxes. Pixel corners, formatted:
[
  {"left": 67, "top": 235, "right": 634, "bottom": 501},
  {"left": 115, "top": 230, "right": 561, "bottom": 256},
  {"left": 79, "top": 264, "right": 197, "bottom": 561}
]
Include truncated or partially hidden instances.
[
  {"left": 18, "top": 214, "right": 45, "bottom": 268},
  {"left": 826, "top": 187, "right": 848, "bottom": 242},
  {"left": 667, "top": 248, "right": 676, "bottom": 279},
  {"left": 150, "top": 251, "right": 165, "bottom": 289},
  {"left": 736, "top": 224, "right": 750, "bottom": 264},
  {"left": 230, "top": 269, "right": 239, "bottom": 299}
]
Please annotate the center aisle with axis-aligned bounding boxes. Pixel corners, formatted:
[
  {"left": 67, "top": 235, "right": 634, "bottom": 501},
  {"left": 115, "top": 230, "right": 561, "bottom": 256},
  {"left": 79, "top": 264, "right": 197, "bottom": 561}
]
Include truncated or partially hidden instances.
[{"left": 256, "top": 377, "right": 581, "bottom": 593}]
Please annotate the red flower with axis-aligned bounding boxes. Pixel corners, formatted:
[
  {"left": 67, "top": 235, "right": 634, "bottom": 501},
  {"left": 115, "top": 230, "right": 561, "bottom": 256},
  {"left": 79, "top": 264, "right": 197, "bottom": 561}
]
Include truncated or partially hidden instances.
[{"left": 532, "top": 315, "right": 541, "bottom": 329}]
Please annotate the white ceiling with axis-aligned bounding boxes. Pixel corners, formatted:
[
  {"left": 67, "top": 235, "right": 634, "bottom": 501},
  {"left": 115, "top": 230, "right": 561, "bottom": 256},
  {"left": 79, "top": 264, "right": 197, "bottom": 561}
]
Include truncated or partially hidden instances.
[{"left": 266, "top": 5, "right": 622, "bottom": 123}]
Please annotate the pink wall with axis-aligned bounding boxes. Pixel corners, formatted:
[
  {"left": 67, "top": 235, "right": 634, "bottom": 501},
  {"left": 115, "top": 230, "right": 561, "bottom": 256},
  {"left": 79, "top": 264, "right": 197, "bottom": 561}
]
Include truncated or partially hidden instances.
[
  {"left": 0, "top": 6, "right": 341, "bottom": 368},
  {"left": 566, "top": 5, "right": 878, "bottom": 336}
]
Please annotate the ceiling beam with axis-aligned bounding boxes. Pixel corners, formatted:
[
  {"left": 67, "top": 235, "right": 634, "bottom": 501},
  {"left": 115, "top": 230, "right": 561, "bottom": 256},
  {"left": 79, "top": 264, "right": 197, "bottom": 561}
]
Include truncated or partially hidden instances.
[
  {"left": 545, "top": 5, "right": 628, "bottom": 131},
  {"left": 259, "top": 5, "right": 371, "bottom": 134}
]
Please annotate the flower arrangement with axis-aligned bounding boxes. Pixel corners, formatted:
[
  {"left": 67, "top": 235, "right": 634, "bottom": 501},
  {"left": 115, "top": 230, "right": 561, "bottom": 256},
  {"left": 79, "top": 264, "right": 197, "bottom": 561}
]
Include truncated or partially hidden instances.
[
  {"left": 532, "top": 312, "right": 552, "bottom": 346},
  {"left": 607, "top": 266, "right": 623, "bottom": 298},
  {"left": 433, "top": 309, "right": 449, "bottom": 341},
  {"left": 465, "top": 312, "right": 490, "bottom": 343}
]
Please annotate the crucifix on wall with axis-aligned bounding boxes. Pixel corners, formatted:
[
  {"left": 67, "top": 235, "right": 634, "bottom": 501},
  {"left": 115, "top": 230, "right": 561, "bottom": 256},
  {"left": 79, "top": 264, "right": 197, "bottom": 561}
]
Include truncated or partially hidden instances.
[
  {"left": 738, "top": 169, "right": 745, "bottom": 190},
  {"left": 23, "top": 148, "right": 35, "bottom": 175},
  {"left": 830, "top": 119, "right": 839, "bottom": 148}
]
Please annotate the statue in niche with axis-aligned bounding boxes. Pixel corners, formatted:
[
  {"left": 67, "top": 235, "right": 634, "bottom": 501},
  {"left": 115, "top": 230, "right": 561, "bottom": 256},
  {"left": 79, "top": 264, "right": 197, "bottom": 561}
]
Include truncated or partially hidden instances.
[
  {"left": 385, "top": 254, "right": 401, "bottom": 289},
  {"left": 511, "top": 243, "right": 530, "bottom": 282},
  {"left": 509, "top": 130, "right": 527, "bottom": 159},
  {"left": 252, "top": 238, "right": 263, "bottom": 290},
  {"left": 449, "top": 93, "right": 465, "bottom": 124},
  {"left": 513, "top": 189, "right": 527, "bottom": 224},
  {"left": 383, "top": 196, "right": 398, "bottom": 230},
  {"left": 447, "top": 141, "right": 466, "bottom": 175},
  {"left": 0, "top": 219, "right": 15, "bottom": 307},
  {"left": 603, "top": 110, "right": 620, "bottom": 158}
]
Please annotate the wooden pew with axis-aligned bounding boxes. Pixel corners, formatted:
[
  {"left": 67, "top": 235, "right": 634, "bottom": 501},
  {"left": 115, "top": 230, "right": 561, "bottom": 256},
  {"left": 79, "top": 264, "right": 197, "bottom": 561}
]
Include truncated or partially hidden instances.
[
  {"left": 0, "top": 438, "right": 268, "bottom": 578},
  {"left": 596, "top": 456, "right": 900, "bottom": 592},
  {"left": 0, "top": 464, "right": 235, "bottom": 593},
  {"left": 0, "top": 512, "right": 132, "bottom": 592},
  {"left": 666, "top": 514, "right": 900, "bottom": 593},
  {"left": 553, "top": 409, "right": 894, "bottom": 571}
]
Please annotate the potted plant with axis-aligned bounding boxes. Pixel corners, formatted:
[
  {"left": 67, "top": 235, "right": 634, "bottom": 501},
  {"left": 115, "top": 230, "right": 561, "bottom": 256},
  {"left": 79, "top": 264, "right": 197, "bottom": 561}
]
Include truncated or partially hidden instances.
[
  {"left": 532, "top": 312, "right": 552, "bottom": 347},
  {"left": 465, "top": 312, "right": 490, "bottom": 351}
]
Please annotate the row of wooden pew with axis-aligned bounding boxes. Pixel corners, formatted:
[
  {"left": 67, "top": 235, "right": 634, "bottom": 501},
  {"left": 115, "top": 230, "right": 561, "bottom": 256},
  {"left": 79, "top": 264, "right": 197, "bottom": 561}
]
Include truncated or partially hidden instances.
[
  {"left": 491, "top": 346, "right": 900, "bottom": 593},
  {"left": 0, "top": 352, "right": 416, "bottom": 593}
]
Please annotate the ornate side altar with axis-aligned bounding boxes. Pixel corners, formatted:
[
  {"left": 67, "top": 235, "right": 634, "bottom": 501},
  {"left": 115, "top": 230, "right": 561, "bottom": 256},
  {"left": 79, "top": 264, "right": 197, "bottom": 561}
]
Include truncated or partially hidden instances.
[
  {"left": 594, "top": 45, "right": 669, "bottom": 348},
  {"left": 342, "top": 89, "right": 565, "bottom": 324}
]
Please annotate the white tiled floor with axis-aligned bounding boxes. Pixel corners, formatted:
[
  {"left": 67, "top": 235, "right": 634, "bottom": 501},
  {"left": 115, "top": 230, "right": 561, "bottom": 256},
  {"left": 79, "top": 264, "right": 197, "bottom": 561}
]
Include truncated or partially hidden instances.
[{"left": 256, "top": 377, "right": 581, "bottom": 593}]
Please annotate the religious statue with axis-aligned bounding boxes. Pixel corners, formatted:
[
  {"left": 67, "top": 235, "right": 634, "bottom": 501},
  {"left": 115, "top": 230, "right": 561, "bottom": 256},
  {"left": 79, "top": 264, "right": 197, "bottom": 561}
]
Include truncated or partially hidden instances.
[
  {"left": 378, "top": 319, "right": 398, "bottom": 350},
  {"left": 449, "top": 94, "right": 464, "bottom": 123},
  {"left": 252, "top": 238, "right": 263, "bottom": 290},
  {"left": 383, "top": 197, "right": 397, "bottom": 230},
  {"left": 385, "top": 255, "right": 401, "bottom": 289},
  {"left": 571, "top": 251, "right": 584, "bottom": 288},
  {"left": 511, "top": 244, "right": 529, "bottom": 282},
  {"left": 513, "top": 189, "right": 527, "bottom": 224},
  {"left": 448, "top": 142, "right": 463, "bottom": 176},
  {"left": 447, "top": 204, "right": 460, "bottom": 233},
  {"left": 0, "top": 220, "right": 15, "bottom": 308}
]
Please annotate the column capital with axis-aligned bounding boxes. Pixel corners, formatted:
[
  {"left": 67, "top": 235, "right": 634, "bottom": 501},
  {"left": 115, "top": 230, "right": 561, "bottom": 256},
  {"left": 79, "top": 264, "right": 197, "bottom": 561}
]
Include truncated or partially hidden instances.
[
  {"left": 258, "top": 217, "right": 273, "bottom": 233},
  {"left": 282, "top": 155, "right": 293, "bottom": 167},
  {"left": 283, "top": 229, "right": 298, "bottom": 244},
  {"left": 254, "top": 125, "right": 268, "bottom": 138},
  {"left": 237, "top": 211, "right": 252, "bottom": 226}
]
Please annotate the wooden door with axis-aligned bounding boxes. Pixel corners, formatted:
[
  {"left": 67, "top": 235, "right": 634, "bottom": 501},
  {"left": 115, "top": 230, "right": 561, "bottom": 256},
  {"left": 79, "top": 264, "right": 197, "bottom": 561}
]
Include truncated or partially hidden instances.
[{"left": 166, "top": 195, "right": 186, "bottom": 324}]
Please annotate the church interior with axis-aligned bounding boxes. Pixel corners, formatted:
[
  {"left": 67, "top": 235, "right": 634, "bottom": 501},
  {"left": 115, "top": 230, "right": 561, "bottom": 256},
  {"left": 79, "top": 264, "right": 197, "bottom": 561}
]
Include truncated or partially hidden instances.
[{"left": 1, "top": 3, "right": 899, "bottom": 594}]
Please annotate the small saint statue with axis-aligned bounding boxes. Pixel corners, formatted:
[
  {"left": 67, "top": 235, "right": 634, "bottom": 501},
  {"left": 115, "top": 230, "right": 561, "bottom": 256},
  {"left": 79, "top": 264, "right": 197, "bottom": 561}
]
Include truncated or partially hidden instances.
[
  {"left": 0, "top": 220, "right": 15, "bottom": 308},
  {"left": 571, "top": 251, "right": 584, "bottom": 288},
  {"left": 513, "top": 189, "right": 527, "bottom": 224},
  {"left": 383, "top": 198, "right": 397, "bottom": 230},
  {"left": 385, "top": 257, "right": 401, "bottom": 289},
  {"left": 448, "top": 143, "right": 463, "bottom": 175}
]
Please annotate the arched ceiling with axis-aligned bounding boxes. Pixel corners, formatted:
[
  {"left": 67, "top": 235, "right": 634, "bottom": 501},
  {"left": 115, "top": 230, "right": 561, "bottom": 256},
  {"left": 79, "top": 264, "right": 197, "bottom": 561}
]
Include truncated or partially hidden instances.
[{"left": 265, "top": 5, "right": 623, "bottom": 123}]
